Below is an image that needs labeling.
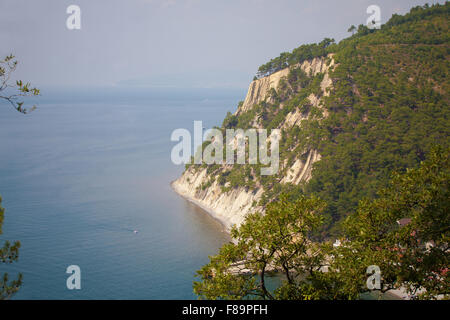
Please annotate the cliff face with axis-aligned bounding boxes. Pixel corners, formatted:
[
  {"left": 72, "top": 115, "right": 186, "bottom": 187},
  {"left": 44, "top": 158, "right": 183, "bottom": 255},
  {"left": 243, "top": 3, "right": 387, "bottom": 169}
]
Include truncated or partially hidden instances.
[
  {"left": 172, "top": 168, "right": 264, "bottom": 230},
  {"left": 173, "top": 3, "right": 450, "bottom": 236},
  {"left": 238, "top": 56, "right": 334, "bottom": 116},
  {"left": 172, "top": 54, "right": 336, "bottom": 231},
  {"left": 238, "top": 67, "right": 290, "bottom": 115}
]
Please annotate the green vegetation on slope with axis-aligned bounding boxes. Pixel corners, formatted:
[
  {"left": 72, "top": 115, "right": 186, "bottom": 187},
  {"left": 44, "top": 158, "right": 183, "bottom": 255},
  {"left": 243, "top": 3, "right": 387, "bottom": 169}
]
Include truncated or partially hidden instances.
[
  {"left": 256, "top": 38, "right": 335, "bottom": 78},
  {"left": 192, "top": 3, "right": 450, "bottom": 299},
  {"left": 188, "top": 2, "right": 450, "bottom": 238},
  {"left": 306, "top": 2, "right": 450, "bottom": 235},
  {"left": 194, "top": 146, "right": 449, "bottom": 300}
]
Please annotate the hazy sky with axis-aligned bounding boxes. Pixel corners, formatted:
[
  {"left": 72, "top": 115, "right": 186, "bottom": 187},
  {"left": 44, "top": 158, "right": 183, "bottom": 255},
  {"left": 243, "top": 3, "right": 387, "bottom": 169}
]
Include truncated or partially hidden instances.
[{"left": 0, "top": 0, "right": 444, "bottom": 88}]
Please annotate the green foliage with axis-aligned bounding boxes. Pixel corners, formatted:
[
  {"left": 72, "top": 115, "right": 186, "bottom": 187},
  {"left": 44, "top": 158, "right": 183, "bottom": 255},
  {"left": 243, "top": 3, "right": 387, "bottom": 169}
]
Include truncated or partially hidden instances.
[
  {"left": 192, "top": 3, "right": 450, "bottom": 300},
  {"left": 0, "top": 196, "right": 22, "bottom": 300},
  {"left": 187, "top": 3, "right": 450, "bottom": 237},
  {"left": 256, "top": 38, "right": 335, "bottom": 78},
  {"left": 194, "top": 147, "right": 449, "bottom": 300},
  {"left": 222, "top": 111, "right": 238, "bottom": 129},
  {"left": 193, "top": 195, "right": 327, "bottom": 300},
  {"left": 347, "top": 25, "right": 356, "bottom": 34},
  {"left": 306, "top": 2, "right": 450, "bottom": 235},
  {"left": 384, "top": 3, "right": 449, "bottom": 30},
  {"left": 324, "top": 146, "right": 450, "bottom": 299},
  {"left": 0, "top": 54, "right": 39, "bottom": 114},
  {"left": 0, "top": 54, "right": 35, "bottom": 299}
]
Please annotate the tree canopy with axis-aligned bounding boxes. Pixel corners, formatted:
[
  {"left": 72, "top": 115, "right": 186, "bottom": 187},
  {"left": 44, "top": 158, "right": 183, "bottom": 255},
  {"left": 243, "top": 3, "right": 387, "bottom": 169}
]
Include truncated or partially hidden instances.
[
  {"left": 0, "top": 54, "right": 38, "bottom": 299},
  {"left": 194, "top": 146, "right": 449, "bottom": 300}
]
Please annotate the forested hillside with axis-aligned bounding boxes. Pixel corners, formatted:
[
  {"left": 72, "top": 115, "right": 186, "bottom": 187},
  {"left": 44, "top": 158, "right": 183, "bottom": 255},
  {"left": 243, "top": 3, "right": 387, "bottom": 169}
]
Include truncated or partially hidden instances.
[
  {"left": 190, "top": 4, "right": 449, "bottom": 299},
  {"left": 305, "top": 3, "right": 450, "bottom": 234},
  {"left": 185, "top": 3, "right": 449, "bottom": 237}
]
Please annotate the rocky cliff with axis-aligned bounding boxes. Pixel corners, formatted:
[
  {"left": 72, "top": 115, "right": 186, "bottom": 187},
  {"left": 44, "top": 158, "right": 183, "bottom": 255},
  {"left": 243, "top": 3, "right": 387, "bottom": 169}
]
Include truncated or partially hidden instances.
[{"left": 172, "top": 54, "right": 336, "bottom": 231}]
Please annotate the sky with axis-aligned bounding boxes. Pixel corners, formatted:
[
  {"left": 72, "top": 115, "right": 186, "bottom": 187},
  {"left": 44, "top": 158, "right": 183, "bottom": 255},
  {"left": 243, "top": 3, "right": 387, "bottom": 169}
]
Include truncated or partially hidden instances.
[{"left": 0, "top": 0, "right": 445, "bottom": 89}]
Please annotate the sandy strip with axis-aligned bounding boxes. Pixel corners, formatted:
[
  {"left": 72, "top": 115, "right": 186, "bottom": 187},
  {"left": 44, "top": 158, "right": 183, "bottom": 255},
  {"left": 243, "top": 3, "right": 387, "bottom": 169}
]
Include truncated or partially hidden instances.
[{"left": 170, "top": 180, "right": 232, "bottom": 234}]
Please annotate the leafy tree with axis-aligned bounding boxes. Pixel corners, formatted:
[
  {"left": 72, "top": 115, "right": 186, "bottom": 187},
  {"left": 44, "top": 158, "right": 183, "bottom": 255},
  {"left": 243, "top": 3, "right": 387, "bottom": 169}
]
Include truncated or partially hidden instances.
[
  {"left": 347, "top": 25, "right": 356, "bottom": 34},
  {"left": 320, "top": 146, "right": 449, "bottom": 299},
  {"left": 0, "top": 54, "right": 39, "bottom": 114},
  {"left": 194, "top": 147, "right": 449, "bottom": 299},
  {"left": 255, "top": 39, "right": 335, "bottom": 78},
  {"left": 193, "top": 195, "right": 328, "bottom": 300},
  {"left": 0, "top": 197, "right": 22, "bottom": 300},
  {"left": 222, "top": 111, "right": 238, "bottom": 129},
  {"left": 0, "top": 54, "right": 38, "bottom": 299}
]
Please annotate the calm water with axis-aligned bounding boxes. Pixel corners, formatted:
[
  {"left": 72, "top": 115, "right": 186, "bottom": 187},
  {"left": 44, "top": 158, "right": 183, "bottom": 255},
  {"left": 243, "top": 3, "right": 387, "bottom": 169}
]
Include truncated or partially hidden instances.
[{"left": 0, "top": 87, "right": 243, "bottom": 299}]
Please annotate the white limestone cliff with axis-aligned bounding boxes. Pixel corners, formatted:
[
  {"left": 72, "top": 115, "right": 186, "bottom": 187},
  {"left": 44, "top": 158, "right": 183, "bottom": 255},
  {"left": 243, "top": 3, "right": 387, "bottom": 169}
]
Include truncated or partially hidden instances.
[{"left": 172, "top": 54, "right": 335, "bottom": 231}]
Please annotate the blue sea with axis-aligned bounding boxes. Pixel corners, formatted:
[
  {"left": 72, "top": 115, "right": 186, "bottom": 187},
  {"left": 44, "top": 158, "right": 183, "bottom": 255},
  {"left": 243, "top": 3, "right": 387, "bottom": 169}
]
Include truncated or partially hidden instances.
[{"left": 0, "top": 87, "right": 243, "bottom": 299}]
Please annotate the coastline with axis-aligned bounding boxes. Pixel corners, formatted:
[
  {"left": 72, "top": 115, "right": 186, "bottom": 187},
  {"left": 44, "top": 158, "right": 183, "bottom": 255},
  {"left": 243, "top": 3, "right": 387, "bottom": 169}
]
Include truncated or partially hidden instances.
[
  {"left": 172, "top": 180, "right": 414, "bottom": 300},
  {"left": 171, "top": 179, "right": 412, "bottom": 300},
  {"left": 170, "top": 180, "right": 232, "bottom": 234}
]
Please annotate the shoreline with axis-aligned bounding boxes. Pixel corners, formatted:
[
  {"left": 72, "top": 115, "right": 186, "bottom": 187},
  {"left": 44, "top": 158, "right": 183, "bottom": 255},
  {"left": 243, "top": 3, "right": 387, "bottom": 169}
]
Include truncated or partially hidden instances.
[
  {"left": 170, "top": 179, "right": 409, "bottom": 300},
  {"left": 170, "top": 180, "right": 232, "bottom": 234}
]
